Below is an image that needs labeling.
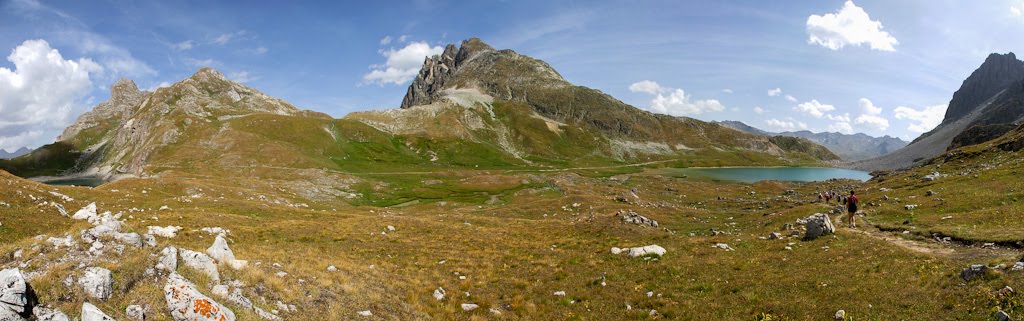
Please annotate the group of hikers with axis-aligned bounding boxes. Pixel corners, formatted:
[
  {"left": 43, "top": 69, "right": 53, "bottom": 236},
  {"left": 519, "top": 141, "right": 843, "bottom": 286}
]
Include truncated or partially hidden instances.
[{"left": 818, "top": 190, "right": 859, "bottom": 228}]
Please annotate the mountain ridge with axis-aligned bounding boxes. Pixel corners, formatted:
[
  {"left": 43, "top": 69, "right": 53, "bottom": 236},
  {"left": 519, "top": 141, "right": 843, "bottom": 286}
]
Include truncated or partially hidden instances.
[{"left": 714, "top": 120, "right": 907, "bottom": 161}]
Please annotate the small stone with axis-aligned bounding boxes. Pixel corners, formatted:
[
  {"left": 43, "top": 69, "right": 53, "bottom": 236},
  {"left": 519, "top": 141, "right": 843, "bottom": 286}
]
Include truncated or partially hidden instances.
[
  {"left": 81, "top": 302, "right": 115, "bottom": 321},
  {"left": 995, "top": 310, "right": 1011, "bottom": 321},
  {"left": 326, "top": 265, "right": 337, "bottom": 272},
  {"left": 960, "top": 264, "right": 989, "bottom": 281},
  {"left": 553, "top": 291, "right": 566, "bottom": 297},
  {"left": 212, "top": 285, "right": 229, "bottom": 298},
  {"left": 461, "top": 303, "right": 479, "bottom": 311},
  {"left": 433, "top": 287, "right": 446, "bottom": 301},
  {"left": 357, "top": 310, "right": 372, "bottom": 317},
  {"left": 834, "top": 309, "right": 846, "bottom": 320},
  {"left": 33, "top": 305, "right": 70, "bottom": 321}
]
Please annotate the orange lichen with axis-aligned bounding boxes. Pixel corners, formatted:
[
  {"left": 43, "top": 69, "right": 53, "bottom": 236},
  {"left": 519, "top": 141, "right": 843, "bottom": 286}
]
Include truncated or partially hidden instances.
[{"left": 193, "top": 298, "right": 220, "bottom": 317}]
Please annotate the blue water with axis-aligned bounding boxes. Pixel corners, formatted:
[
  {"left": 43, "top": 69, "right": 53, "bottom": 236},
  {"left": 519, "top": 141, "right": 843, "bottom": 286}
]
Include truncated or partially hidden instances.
[
  {"left": 37, "top": 176, "right": 107, "bottom": 187},
  {"left": 664, "top": 167, "right": 872, "bottom": 183}
]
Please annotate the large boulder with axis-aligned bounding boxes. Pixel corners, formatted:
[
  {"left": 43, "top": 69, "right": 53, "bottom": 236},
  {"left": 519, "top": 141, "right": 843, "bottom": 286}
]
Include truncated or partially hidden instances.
[
  {"left": 0, "top": 268, "right": 37, "bottom": 320},
  {"left": 179, "top": 249, "right": 219, "bottom": 282},
  {"left": 80, "top": 302, "right": 114, "bottom": 321},
  {"left": 72, "top": 203, "right": 98, "bottom": 221},
  {"left": 801, "top": 213, "right": 835, "bottom": 240},
  {"left": 164, "top": 273, "right": 235, "bottom": 321},
  {"left": 79, "top": 267, "right": 113, "bottom": 301},
  {"left": 611, "top": 245, "right": 667, "bottom": 257}
]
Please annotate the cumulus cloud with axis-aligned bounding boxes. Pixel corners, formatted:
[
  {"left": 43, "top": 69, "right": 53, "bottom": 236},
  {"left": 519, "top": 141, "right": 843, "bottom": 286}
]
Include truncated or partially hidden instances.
[
  {"left": 768, "top": 88, "right": 782, "bottom": 97},
  {"left": 1013, "top": 2, "right": 1023, "bottom": 16},
  {"left": 894, "top": 104, "right": 947, "bottom": 133},
  {"left": 825, "top": 113, "right": 851, "bottom": 122},
  {"left": 853, "top": 98, "right": 889, "bottom": 130},
  {"left": 628, "top": 80, "right": 663, "bottom": 95},
  {"left": 0, "top": 39, "right": 100, "bottom": 151},
  {"left": 228, "top": 71, "right": 255, "bottom": 83},
  {"left": 764, "top": 118, "right": 807, "bottom": 131},
  {"left": 785, "top": 95, "right": 797, "bottom": 102},
  {"left": 794, "top": 99, "right": 836, "bottom": 118},
  {"left": 629, "top": 80, "right": 725, "bottom": 116},
  {"left": 379, "top": 36, "right": 392, "bottom": 45},
  {"left": 806, "top": 1, "right": 899, "bottom": 51},
  {"left": 753, "top": 106, "right": 765, "bottom": 114},
  {"left": 363, "top": 41, "right": 444, "bottom": 85},
  {"left": 828, "top": 122, "right": 854, "bottom": 134}
]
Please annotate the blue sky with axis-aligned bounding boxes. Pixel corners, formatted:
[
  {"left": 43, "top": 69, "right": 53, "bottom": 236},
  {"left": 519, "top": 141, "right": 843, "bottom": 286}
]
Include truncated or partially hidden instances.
[{"left": 2, "top": 0, "right": 1024, "bottom": 151}]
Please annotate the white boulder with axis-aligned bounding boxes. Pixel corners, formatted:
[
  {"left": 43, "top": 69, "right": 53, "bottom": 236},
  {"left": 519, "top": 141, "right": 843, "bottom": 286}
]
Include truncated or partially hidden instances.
[
  {"left": 79, "top": 267, "right": 113, "bottom": 301},
  {"left": 148, "top": 226, "right": 183, "bottom": 238},
  {"left": 0, "top": 268, "right": 34, "bottom": 320},
  {"left": 179, "top": 249, "right": 220, "bottom": 282},
  {"left": 615, "top": 245, "right": 667, "bottom": 257},
  {"left": 80, "top": 302, "right": 114, "bottom": 321},
  {"left": 72, "top": 203, "right": 98, "bottom": 221},
  {"left": 802, "top": 213, "right": 835, "bottom": 240},
  {"left": 33, "top": 306, "right": 70, "bottom": 321},
  {"left": 164, "top": 273, "right": 235, "bottom": 321},
  {"left": 125, "top": 304, "right": 145, "bottom": 320},
  {"left": 158, "top": 246, "right": 178, "bottom": 271}
]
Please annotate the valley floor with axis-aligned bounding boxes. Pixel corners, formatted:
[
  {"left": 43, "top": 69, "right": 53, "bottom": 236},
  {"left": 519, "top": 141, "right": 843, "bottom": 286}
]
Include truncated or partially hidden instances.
[{"left": 1, "top": 164, "right": 1022, "bottom": 320}]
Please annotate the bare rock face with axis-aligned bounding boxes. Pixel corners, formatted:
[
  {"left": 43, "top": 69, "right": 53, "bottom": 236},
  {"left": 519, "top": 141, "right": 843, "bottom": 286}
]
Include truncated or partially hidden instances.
[
  {"left": 0, "top": 268, "right": 37, "bottom": 320},
  {"left": 157, "top": 246, "right": 179, "bottom": 271},
  {"left": 59, "top": 78, "right": 147, "bottom": 141},
  {"left": 32, "top": 306, "right": 69, "bottom": 321},
  {"left": 164, "top": 273, "right": 235, "bottom": 321},
  {"left": 78, "top": 267, "right": 113, "bottom": 301},
  {"left": 943, "top": 52, "right": 1024, "bottom": 126}
]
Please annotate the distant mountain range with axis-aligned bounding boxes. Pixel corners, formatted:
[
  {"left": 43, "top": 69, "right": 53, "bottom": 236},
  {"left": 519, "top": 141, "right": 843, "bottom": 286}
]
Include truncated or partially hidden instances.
[
  {"left": 853, "top": 52, "right": 1024, "bottom": 171},
  {"left": 0, "top": 147, "right": 32, "bottom": 159},
  {"left": 0, "top": 38, "right": 838, "bottom": 180},
  {"left": 715, "top": 121, "right": 908, "bottom": 161}
]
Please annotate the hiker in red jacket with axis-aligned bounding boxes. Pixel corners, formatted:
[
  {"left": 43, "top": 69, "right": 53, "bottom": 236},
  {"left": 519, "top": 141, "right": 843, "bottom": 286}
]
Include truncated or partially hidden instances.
[{"left": 845, "top": 190, "right": 859, "bottom": 228}]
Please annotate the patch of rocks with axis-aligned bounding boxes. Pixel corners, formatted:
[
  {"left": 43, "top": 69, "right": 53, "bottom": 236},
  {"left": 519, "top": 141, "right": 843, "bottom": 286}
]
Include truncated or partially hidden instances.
[
  {"left": 616, "top": 209, "right": 658, "bottom": 227},
  {"left": 799, "top": 213, "right": 835, "bottom": 240}
]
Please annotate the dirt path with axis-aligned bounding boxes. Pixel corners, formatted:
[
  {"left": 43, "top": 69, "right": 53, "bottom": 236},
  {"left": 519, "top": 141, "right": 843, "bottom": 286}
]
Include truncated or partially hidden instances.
[{"left": 842, "top": 222, "right": 1020, "bottom": 261}]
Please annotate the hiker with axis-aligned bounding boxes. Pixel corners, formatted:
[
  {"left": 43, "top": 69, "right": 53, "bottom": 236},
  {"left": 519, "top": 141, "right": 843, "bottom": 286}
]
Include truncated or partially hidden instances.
[
  {"left": 817, "top": 192, "right": 823, "bottom": 202},
  {"left": 845, "top": 190, "right": 859, "bottom": 227}
]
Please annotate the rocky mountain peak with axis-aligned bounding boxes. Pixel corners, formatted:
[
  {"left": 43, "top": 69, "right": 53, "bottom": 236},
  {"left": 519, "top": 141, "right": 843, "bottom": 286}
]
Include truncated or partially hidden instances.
[{"left": 943, "top": 52, "right": 1024, "bottom": 124}]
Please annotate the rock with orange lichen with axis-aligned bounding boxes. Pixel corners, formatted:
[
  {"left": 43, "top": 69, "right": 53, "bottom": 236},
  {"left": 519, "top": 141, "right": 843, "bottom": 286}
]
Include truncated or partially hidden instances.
[{"left": 163, "top": 272, "right": 235, "bottom": 321}]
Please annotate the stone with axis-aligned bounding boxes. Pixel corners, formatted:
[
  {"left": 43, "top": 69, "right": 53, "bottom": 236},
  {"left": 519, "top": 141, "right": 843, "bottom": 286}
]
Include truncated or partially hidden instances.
[
  {"left": 0, "top": 268, "right": 36, "bottom": 320},
  {"left": 768, "top": 232, "right": 782, "bottom": 240},
  {"left": 617, "top": 245, "right": 667, "bottom": 257},
  {"left": 72, "top": 203, "right": 98, "bottom": 221},
  {"left": 47, "top": 236, "right": 75, "bottom": 248},
  {"left": 212, "top": 285, "right": 229, "bottom": 298},
  {"left": 617, "top": 210, "right": 658, "bottom": 227},
  {"left": 179, "top": 249, "right": 220, "bottom": 282},
  {"left": 461, "top": 303, "right": 479, "bottom": 311},
  {"left": 164, "top": 272, "right": 235, "bottom": 321},
  {"left": 713, "top": 243, "right": 735, "bottom": 251},
  {"left": 1012, "top": 262, "right": 1024, "bottom": 271},
  {"left": 433, "top": 287, "right": 446, "bottom": 301},
  {"left": 610, "top": 247, "right": 622, "bottom": 255},
  {"left": 53, "top": 203, "right": 68, "bottom": 217},
  {"left": 143, "top": 234, "right": 157, "bottom": 247},
  {"left": 115, "top": 232, "right": 143, "bottom": 247},
  {"left": 80, "top": 302, "right": 115, "bottom": 321},
  {"left": 79, "top": 267, "right": 113, "bottom": 301},
  {"left": 553, "top": 291, "right": 566, "bottom": 297},
  {"left": 158, "top": 246, "right": 178, "bottom": 271},
  {"left": 802, "top": 213, "right": 835, "bottom": 240},
  {"left": 125, "top": 304, "right": 145, "bottom": 320},
  {"left": 996, "top": 310, "right": 1012, "bottom": 321},
  {"left": 33, "top": 306, "right": 70, "bottom": 321},
  {"left": 206, "top": 235, "right": 245, "bottom": 270},
  {"left": 148, "top": 226, "right": 183, "bottom": 238},
  {"left": 905, "top": 204, "right": 918, "bottom": 210},
  {"left": 326, "top": 265, "right": 337, "bottom": 272},
  {"left": 834, "top": 309, "right": 846, "bottom": 320},
  {"left": 960, "top": 264, "right": 990, "bottom": 281},
  {"left": 357, "top": 310, "right": 372, "bottom": 317},
  {"left": 926, "top": 190, "right": 936, "bottom": 196}
]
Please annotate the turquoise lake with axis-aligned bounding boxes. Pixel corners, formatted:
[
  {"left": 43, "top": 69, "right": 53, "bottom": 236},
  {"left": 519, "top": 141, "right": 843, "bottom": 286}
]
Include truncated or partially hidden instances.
[{"left": 664, "top": 167, "right": 872, "bottom": 183}]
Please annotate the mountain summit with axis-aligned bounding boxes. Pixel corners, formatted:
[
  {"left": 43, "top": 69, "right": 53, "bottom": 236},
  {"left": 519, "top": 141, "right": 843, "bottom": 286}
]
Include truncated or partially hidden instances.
[{"left": 942, "top": 52, "right": 1024, "bottom": 125}]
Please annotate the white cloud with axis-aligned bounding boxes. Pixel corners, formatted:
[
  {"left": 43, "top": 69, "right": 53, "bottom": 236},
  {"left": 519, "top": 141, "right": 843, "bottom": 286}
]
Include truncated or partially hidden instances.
[
  {"left": 379, "top": 36, "right": 392, "bottom": 45},
  {"left": 753, "top": 106, "right": 765, "bottom": 114},
  {"left": 721, "top": 88, "right": 733, "bottom": 94},
  {"left": 228, "top": 71, "right": 255, "bottom": 83},
  {"left": 57, "top": 30, "right": 155, "bottom": 77},
  {"left": 828, "top": 121, "right": 854, "bottom": 134},
  {"left": 146, "top": 81, "right": 171, "bottom": 91},
  {"left": 806, "top": 0, "right": 899, "bottom": 51},
  {"left": 764, "top": 118, "right": 808, "bottom": 131},
  {"left": 768, "top": 88, "right": 782, "bottom": 97},
  {"left": 1013, "top": 2, "right": 1023, "bottom": 16},
  {"left": 629, "top": 80, "right": 725, "bottom": 116},
  {"left": 894, "top": 104, "right": 947, "bottom": 133},
  {"left": 785, "top": 94, "right": 797, "bottom": 102},
  {"left": 173, "top": 40, "right": 193, "bottom": 50},
  {"left": 251, "top": 47, "right": 268, "bottom": 55},
  {"left": 363, "top": 41, "right": 444, "bottom": 85},
  {"left": 628, "top": 80, "right": 663, "bottom": 95},
  {"left": 211, "top": 31, "right": 251, "bottom": 46},
  {"left": 0, "top": 39, "right": 100, "bottom": 151},
  {"left": 825, "top": 113, "right": 851, "bottom": 122},
  {"left": 398, "top": 35, "right": 410, "bottom": 43},
  {"left": 794, "top": 99, "right": 836, "bottom": 118},
  {"left": 853, "top": 98, "right": 889, "bottom": 130}
]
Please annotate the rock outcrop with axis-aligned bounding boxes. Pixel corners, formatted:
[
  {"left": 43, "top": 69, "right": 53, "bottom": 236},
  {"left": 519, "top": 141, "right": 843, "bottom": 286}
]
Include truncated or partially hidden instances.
[
  {"left": 942, "top": 53, "right": 1024, "bottom": 126},
  {"left": 179, "top": 249, "right": 220, "bottom": 282},
  {"left": 164, "top": 273, "right": 235, "bottom": 321},
  {"left": 0, "top": 268, "right": 36, "bottom": 320},
  {"left": 801, "top": 213, "right": 835, "bottom": 240},
  {"left": 78, "top": 267, "right": 113, "bottom": 301},
  {"left": 80, "top": 302, "right": 115, "bottom": 321}
]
